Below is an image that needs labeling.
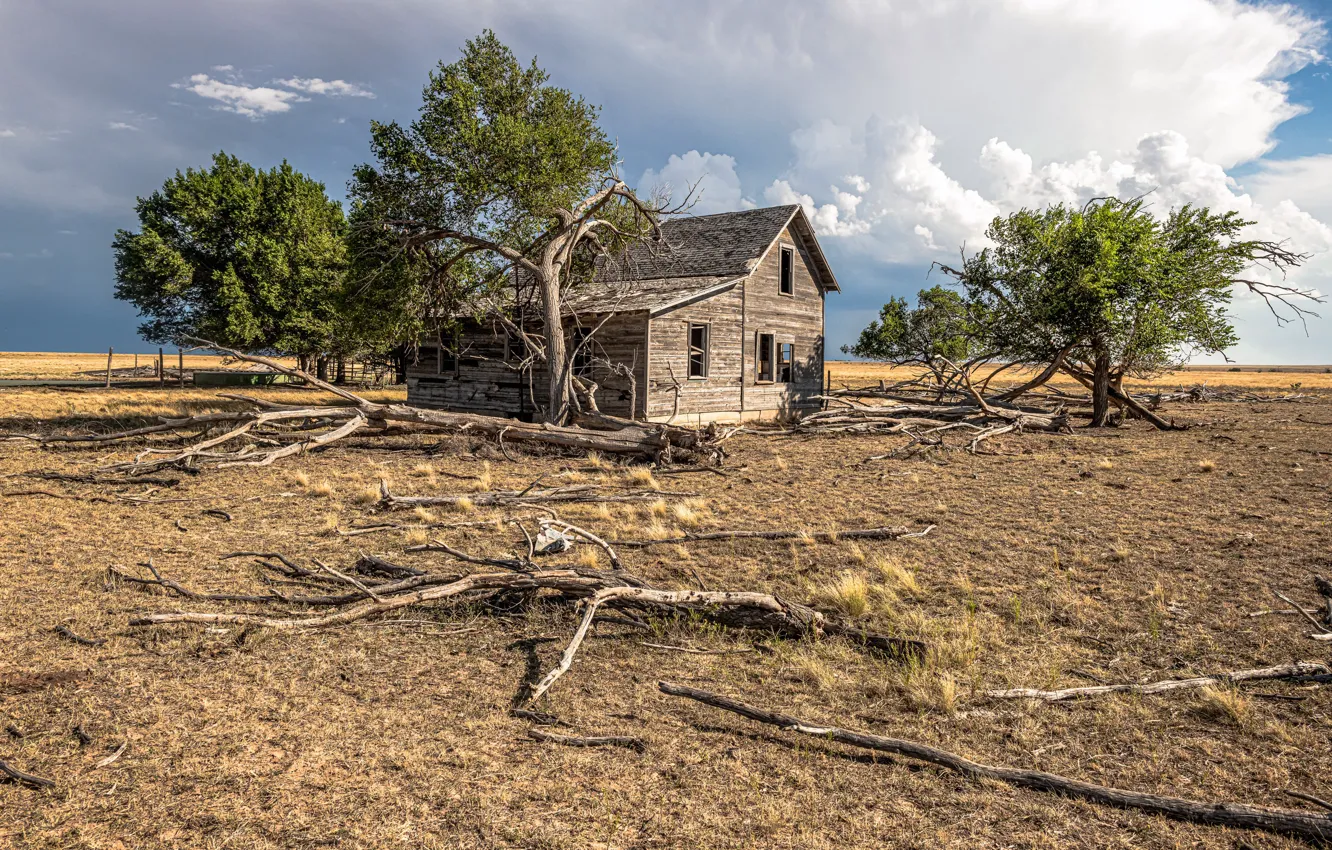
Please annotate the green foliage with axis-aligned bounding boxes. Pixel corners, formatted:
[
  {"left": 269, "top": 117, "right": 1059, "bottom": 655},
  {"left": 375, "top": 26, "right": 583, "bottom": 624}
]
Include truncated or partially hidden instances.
[
  {"left": 347, "top": 29, "right": 618, "bottom": 335},
  {"left": 844, "top": 285, "right": 981, "bottom": 365},
  {"left": 944, "top": 197, "right": 1245, "bottom": 377},
  {"left": 113, "top": 152, "right": 347, "bottom": 354}
]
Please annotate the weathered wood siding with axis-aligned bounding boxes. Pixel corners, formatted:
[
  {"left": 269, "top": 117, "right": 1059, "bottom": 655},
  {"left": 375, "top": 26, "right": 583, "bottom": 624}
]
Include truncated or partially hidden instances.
[
  {"left": 645, "top": 285, "right": 745, "bottom": 419},
  {"left": 406, "top": 313, "right": 649, "bottom": 420},
  {"left": 740, "top": 226, "right": 825, "bottom": 414},
  {"left": 645, "top": 226, "right": 825, "bottom": 421}
]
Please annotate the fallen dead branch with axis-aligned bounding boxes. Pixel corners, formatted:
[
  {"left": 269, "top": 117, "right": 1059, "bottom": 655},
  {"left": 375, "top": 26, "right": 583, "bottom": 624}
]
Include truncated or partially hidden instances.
[
  {"left": 525, "top": 728, "right": 646, "bottom": 752},
  {"left": 377, "top": 480, "right": 692, "bottom": 510},
  {"left": 616, "top": 525, "right": 918, "bottom": 549},
  {"left": 984, "top": 662, "right": 1331, "bottom": 701},
  {"left": 52, "top": 625, "right": 106, "bottom": 647},
  {"left": 0, "top": 757, "right": 56, "bottom": 789},
  {"left": 660, "top": 681, "right": 1332, "bottom": 844}
]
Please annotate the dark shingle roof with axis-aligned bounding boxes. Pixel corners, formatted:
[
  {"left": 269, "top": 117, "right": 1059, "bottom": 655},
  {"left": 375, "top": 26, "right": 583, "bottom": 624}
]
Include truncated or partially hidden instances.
[
  {"left": 607, "top": 205, "right": 802, "bottom": 281},
  {"left": 563, "top": 275, "right": 742, "bottom": 316}
]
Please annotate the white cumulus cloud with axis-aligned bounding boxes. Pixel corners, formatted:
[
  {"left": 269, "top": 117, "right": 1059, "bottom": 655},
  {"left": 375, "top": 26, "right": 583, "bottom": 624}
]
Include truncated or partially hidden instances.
[
  {"left": 638, "top": 150, "right": 753, "bottom": 214},
  {"left": 174, "top": 73, "right": 307, "bottom": 117},
  {"left": 275, "top": 77, "right": 374, "bottom": 98}
]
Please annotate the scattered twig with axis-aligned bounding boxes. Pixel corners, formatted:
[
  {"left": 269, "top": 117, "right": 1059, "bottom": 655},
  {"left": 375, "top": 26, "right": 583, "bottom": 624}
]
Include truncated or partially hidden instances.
[
  {"left": 0, "top": 757, "right": 56, "bottom": 789},
  {"left": 94, "top": 740, "right": 128, "bottom": 769},
  {"left": 984, "top": 662, "right": 1331, "bottom": 701},
  {"left": 52, "top": 625, "right": 106, "bottom": 647},
  {"left": 525, "top": 728, "right": 645, "bottom": 753}
]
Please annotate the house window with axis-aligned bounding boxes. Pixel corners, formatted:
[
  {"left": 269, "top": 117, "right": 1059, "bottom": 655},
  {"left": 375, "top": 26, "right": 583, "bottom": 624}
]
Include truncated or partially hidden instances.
[
  {"left": 571, "top": 327, "right": 593, "bottom": 377},
  {"left": 778, "top": 343, "right": 793, "bottom": 383},
  {"left": 756, "top": 333, "right": 775, "bottom": 382},
  {"left": 688, "top": 323, "right": 709, "bottom": 379},
  {"left": 437, "top": 345, "right": 457, "bottom": 374},
  {"left": 779, "top": 246, "right": 794, "bottom": 296}
]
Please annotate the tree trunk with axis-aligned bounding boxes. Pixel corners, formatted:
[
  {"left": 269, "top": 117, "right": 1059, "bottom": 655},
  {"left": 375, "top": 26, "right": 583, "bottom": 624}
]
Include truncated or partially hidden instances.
[
  {"left": 540, "top": 269, "right": 570, "bottom": 425},
  {"left": 316, "top": 356, "right": 329, "bottom": 383},
  {"left": 392, "top": 345, "right": 408, "bottom": 385},
  {"left": 1090, "top": 346, "right": 1112, "bottom": 427},
  {"left": 335, "top": 357, "right": 346, "bottom": 385}
]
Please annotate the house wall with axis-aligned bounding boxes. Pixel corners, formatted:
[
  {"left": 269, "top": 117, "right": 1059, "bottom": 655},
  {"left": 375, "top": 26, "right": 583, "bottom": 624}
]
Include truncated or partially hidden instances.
[
  {"left": 740, "top": 225, "right": 826, "bottom": 415},
  {"left": 645, "top": 286, "right": 746, "bottom": 419},
  {"left": 406, "top": 313, "right": 649, "bottom": 420},
  {"left": 645, "top": 225, "right": 826, "bottom": 423}
]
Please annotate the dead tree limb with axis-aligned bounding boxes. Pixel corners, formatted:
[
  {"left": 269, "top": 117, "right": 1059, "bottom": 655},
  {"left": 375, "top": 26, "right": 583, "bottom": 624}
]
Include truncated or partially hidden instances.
[
  {"left": 378, "top": 480, "right": 691, "bottom": 510},
  {"left": 0, "top": 758, "right": 56, "bottom": 789},
  {"left": 984, "top": 662, "right": 1331, "bottom": 701},
  {"left": 659, "top": 681, "right": 1332, "bottom": 844}
]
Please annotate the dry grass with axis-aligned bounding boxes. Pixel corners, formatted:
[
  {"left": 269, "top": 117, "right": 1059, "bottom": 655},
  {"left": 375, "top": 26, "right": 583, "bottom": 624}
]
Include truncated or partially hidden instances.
[
  {"left": 818, "top": 571, "right": 871, "bottom": 617},
  {"left": 2, "top": 380, "right": 1331, "bottom": 849}
]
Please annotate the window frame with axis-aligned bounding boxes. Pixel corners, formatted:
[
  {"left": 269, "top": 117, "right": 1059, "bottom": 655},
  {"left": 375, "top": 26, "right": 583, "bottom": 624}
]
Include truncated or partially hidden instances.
[
  {"left": 437, "top": 343, "right": 458, "bottom": 375},
  {"left": 778, "top": 245, "right": 795, "bottom": 297},
  {"left": 687, "top": 322, "right": 710, "bottom": 380},
  {"left": 570, "top": 326, "right": 594, "bottom": 378},
  {"left": 755, "top": 332, "right": 775, "bottom": 383},
  {"left": 777, "top": 342, "right": 793, "bottom": 383}
]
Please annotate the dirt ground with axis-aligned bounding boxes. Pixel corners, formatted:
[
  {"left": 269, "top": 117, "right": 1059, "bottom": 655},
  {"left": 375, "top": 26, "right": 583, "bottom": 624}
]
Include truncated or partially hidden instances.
[{"left": 2, "top": 362, "right": 1331, "bottom": 849}]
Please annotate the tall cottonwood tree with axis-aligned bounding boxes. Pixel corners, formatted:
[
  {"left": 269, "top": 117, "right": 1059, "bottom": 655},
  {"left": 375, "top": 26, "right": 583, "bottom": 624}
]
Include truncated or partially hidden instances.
[
  {"left": 348, "top": 30, "right": 667, "bottom": 424},
  {"left": 113, "top": 153, "right": 348, "bottom": 359},
  {"left": 932, "top": 197, "right": 1315, "bottom": 426}
]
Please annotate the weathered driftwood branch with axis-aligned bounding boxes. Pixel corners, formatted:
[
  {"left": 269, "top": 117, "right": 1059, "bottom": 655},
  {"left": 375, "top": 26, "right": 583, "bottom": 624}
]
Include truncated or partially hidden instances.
[
  {"left": 616, "top": 526, "right": 917, "bottom": 549},
  {"left": 525, "top": 728, "right": 646, "bottom": 752},
  {"left": 985, "top": 662, "right": 1331, "bottom": 701},
  {"left": 377, "top": 480, "right": 691, "bottom": 510},
  {"left": 659, "top": 681, "right": 1332, "bottom": 844}
]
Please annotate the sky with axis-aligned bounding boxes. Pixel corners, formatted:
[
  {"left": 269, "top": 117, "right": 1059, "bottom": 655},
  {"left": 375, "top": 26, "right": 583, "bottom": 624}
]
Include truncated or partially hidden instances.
[{"left": 2, "top": 0, "right": 1332, "bottom": 363}]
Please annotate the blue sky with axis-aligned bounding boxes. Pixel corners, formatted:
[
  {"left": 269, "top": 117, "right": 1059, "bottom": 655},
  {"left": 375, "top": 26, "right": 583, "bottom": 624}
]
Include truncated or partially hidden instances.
[{"left": 2, "top": 0, "right": 1331, "bottom": 361}]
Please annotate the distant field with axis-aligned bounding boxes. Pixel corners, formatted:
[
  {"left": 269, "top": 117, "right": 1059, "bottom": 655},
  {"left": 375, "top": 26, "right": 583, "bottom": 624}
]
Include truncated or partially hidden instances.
[
  {"left": 0, "top": 351, "right": 253, "bottom": 381},
  {"left": 826, "top": 360, "right": 1332, "bottom": 392}
]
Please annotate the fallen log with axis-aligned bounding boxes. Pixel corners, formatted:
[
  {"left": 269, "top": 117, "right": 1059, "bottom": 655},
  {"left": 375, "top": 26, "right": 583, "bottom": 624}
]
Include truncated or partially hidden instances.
[
  {"left": 984, "top": 662, "right": 1331, "bottom": 701},
  {"left": 0, "top": 758, "right": 55, "bottom": 790},
  {"left": 525, "top": 728, "right": 645, "bottom": 752},
  {"left": 377, "top": 480, "right": 691, "bottom": 510},
  {"left": 616, "top": 526, "right": 917, "bottom": 548},
  {"left": 660, "top": 681, "right": 1332, "bottom": 844}
]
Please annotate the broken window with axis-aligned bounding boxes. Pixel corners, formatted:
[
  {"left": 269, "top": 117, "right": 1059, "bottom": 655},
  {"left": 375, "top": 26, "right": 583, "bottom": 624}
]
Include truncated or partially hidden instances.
[
  {"left": 688, "top": 323, "right": 709, "bottom": 378},
  {"left": 778, "top": 343, "right": 793, "bottom": 383},
  {"left": 757, "top": 332, "right": 774, "bottom": 382},
  {"left": 571, "top": 327, "right": 593, "bottom": 377}
]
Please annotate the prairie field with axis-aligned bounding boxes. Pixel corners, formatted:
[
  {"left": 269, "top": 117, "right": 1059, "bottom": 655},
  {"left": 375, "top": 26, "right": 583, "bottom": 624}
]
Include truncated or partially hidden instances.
[{"left": 1, "top": 358, "right": 1331, "bottom": 849}]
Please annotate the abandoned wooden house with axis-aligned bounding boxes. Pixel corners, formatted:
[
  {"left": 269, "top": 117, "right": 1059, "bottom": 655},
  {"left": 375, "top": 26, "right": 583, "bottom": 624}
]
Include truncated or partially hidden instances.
[{"left": 406, "top": 204, "right": 841, "bottom": 424}]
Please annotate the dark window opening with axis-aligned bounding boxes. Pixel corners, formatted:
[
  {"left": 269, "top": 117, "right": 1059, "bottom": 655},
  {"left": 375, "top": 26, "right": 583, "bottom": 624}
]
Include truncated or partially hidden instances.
[
  {"left": 779, "top": 246, "right": 794, "bottom": 296},
  {"left": 756, "top": 333, "right": 774, "bottom": 382},
  {"left": 437, "top": 345, "right": 457, "bottom": 374},
  {"left": 688, "top": 323, "right": 709, "bottom": 378},
  {"left": 571, "top": 327, "right": 593, "bottom": 378},
  {"left": 778, "top": 343, "right": 793, "bottom": 383}
]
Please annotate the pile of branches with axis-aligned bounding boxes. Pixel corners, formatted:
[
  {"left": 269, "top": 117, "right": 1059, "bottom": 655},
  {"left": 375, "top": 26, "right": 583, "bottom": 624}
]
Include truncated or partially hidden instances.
[
  {"left": 14, "top": 341, "right": 728, "bottom": 472},
  {"left": 113, "top": 549, "right": 926, "bottom": 704}
]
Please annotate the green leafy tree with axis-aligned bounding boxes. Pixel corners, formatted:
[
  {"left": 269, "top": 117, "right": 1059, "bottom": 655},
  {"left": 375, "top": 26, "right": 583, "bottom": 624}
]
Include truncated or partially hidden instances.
[
  {"left": 113, "top": 152, "right": 347, "bottom": 358},
  {"left": 935, "top": 197, "right": 1312, "bottom": 427},
  {"left": 844, "top": 286, "right": 983, "bottom": 392},
  {"left": 348, "top": 30, "right": 665, "bottom": 423}
]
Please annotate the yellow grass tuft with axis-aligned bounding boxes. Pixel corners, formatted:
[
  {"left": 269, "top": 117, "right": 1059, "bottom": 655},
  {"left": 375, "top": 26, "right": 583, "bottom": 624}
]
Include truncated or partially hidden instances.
[
  {"left": 846, "top": 542, "right": 867, "bottom": 564},
  {"left": 309, "top": 479, "right": 335, "bottom": 498},
  {"left": 404, "top": 527, "right": 430, "bottom": 547},
  {"left": 575, "top": 548, "right": 602, "bottom": 568},
  {"left": 672, "top": 502, "right": 702, "bottom": 527},
  {"left": 821, "top": 571, "right": 871, "bottom": 617},
  {"left": 628, "top": 467, "right": 660, "bottom": 489},
  {"left": 352, "top": 484, "right": 382, "bottom": 505},
  {"left": 451, "top": 496, "right": 476, "bottom": 513},
  {"left": 649, "top": 499, "right": 669, "bottom": 518},
  {"left": 875, "top": 556, "right": 921, "bottom": 596},
  {"left": 318, "top": 514, "right": 340, "bottom": 535},
  {"left": 643, "top": 519, "right": 675, "bottom": 540},
  {"left": 410, "top": 463, "right": 435, "bottom": 477},
  {"left": 594, "top": 503, "right": 614, "bottom": 521},
  {"left": 412, "top": 507, "right": 438, "bottom": 524},
  {"left": 586, "top": 451, "right": 608, "bottom": 470},
  {"left": 473, "top": 462, "right": 493, "bottom": 491},
  {"left": 908, "top": 671, "right": 959, "bottom": 715},
  {"left": 1096, "top": 458, "right": 1114, "bottom": 471},
  {"left": 1196, "top": 685, "right": 1250, "bottom": 726},
  {"left": 290, "top": 471, "right": 310, "bottom": 489},
  {"left": 1198, "top": 459, "right": 1217, "bottom": 472},
  {"left": 775, "top": 455, "right": 789, "bottom": 471},
  {"left": 788, "top": 648, "right": 836, "bottom": 691},
  {"left": 934, "top": 502, "right": 948, "bottom": 513}
]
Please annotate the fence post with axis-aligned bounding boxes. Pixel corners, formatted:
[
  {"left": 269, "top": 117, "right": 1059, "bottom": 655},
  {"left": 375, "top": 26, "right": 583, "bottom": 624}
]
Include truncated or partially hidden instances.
[
  {"left": 105, "top": 347, "right": 113, "bottom": 388},
  {"left": 178, "top": 348, "right": 185, "bottom": 388}
]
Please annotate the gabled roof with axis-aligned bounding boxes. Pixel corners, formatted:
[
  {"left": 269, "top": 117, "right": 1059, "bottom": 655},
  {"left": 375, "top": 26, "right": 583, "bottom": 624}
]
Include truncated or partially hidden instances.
[{"left": 605, "top": 205, "right": 840, "bottom": 293}]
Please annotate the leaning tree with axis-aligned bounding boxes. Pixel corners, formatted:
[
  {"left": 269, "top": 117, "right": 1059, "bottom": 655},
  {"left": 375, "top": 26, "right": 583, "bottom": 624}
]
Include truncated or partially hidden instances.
[
  {"left": 933, "top": 197, "right": 1317, "bottom": 427},
  {"left": 348, "top": 30, "right": 674, "bottom": 425}
]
